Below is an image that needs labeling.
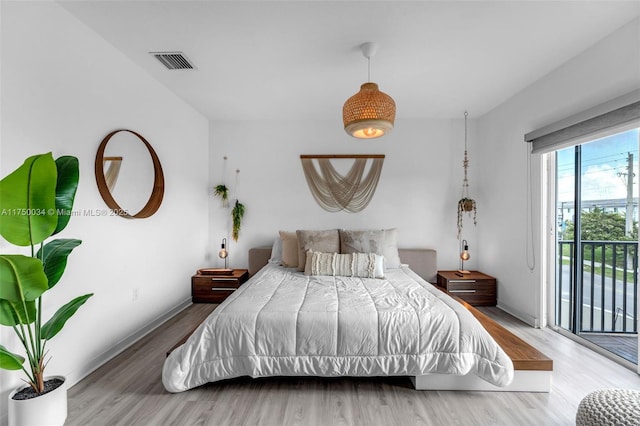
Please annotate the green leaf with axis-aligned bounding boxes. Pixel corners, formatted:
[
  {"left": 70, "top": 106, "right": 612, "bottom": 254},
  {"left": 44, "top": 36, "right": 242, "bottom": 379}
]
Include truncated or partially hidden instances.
[
  {"left": 0, "top": 344, "right": 25, "bottom": 370},
  {"left": 213, "top": 184, "right": 229, "bottom": 201},
  {"left": 36, "top": 239, "right": 82, "bottom": 289},
  {"left": 0, "top": 255, "right": 48, "bottom": 302},
  {"left": 231, "top": 200, "right": 245, "bottom": 241},
  {"left": 41, "top": 293, "right": 93, "bottom": 340},
  {"left": 0, "top": 153, "right": 58, "bottom": 246},
  {"left": 0, "top": 299, "right": 36, "bottom": 326},
  {"left": 53, "top": 156, "right": 79, "bottom": 235}
]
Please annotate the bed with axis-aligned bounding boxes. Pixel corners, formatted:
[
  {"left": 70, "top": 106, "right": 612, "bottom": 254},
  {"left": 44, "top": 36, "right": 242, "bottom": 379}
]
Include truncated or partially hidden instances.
[{"left": 163, "top": 230, "right": 514, "bottom": 393}]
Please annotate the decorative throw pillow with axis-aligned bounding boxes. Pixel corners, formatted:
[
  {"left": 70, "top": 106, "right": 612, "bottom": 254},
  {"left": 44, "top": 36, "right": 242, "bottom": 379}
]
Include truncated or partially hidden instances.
[
  {"left": 296, "top": 229, "right": 340, "bottom": 271},
  {"left": 304, "top": 251, "right": 385, "bottom": 278},
  {"left": 268, "top": 236, "right": 283, "bottom": 264},
  {"left": 339, "top": 228, "right": 401, "bottom": 269},
  {"left": 279, "top": 230, "right": 299, "bottom": 268}
]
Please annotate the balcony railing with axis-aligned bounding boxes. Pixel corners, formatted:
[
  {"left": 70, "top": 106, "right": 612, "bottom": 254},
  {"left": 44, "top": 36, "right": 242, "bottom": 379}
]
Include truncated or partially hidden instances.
[{"left": 558, "top": 240, "right": 638, "bottom": 334}]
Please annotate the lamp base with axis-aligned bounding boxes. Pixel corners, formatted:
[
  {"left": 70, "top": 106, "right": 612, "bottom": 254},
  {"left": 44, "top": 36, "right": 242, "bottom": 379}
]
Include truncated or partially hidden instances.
[{"left": 456, "top": 269, "right": 471, "bottom": 277}]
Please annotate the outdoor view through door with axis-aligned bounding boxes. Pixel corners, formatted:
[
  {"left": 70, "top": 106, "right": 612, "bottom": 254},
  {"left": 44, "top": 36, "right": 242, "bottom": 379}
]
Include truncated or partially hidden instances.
[{"left": 556, "top": 127, "right": 639, "bottom": 365}]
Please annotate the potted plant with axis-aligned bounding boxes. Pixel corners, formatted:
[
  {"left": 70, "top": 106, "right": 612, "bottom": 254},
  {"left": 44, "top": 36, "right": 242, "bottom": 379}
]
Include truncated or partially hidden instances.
[
  {"left": 213, "top": 181, "right": 246, "bottom": 242},
  {"left": 457, "top": 197, "right": 477, "bottom": 238},
  {"left": 456, "top": 111, "right": 477, "bottom": 238},
  {"left": 0, "top": 153, "right": 93, "bottom": 426},
  {"left": 213, "top": 184, "right": 229, "bottom": 208},
  {"left": 231, "top": 199, "right": 245, "bottom": 242}
]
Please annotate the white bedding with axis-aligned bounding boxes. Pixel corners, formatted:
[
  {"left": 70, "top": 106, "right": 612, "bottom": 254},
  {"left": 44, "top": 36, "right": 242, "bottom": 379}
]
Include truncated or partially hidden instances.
[{"left": 163, "top": 264, "right": 514, "bottom": 393}]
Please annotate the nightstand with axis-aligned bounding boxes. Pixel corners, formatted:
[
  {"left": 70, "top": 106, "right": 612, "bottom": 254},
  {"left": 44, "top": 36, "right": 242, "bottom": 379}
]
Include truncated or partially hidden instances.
[
  {"left": 191, "top": 269, "right": 249, "bottom": 303},
  {"left": 436, "top": 270, "right": 497, "bottom": 306}
]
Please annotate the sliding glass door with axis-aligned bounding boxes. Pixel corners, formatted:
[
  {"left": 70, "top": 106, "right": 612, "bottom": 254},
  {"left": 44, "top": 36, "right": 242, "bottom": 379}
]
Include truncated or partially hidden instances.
[{"left": 555, "top": 128, "right": 639, "bottom": 365}]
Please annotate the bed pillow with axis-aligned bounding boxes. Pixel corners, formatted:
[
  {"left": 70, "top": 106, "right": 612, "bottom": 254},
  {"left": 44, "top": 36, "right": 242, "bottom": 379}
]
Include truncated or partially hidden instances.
[
  {"left": 279, "top": 230, "right": 299, "bottom": 268},
  {"left": 304, "top": 251, "right": 385, "bottom": 279},
  {"left": 268, "top": 236, "right": 283, "bottom": 264},
  {"left": 296, "top": 229, "right": 340, "bottom": 271},
  {"left": 339, "top": 228, "right": 401, "bottom": 269}
]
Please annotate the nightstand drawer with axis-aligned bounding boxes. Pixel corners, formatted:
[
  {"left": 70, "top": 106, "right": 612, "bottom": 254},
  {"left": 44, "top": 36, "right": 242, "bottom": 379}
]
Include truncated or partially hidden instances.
[
  {"left": 447, "top": 280, "right": 495, "bottom": 293},
  {"left": 192, "top": 276, "right": 242, "bottom": 288},
  {"left": 447, "top": 282, "right": 495, "bottom": 306},
  {"left": 192, "top": 284, "right": 237, "bottom": 303},
  {"left": 191, "top": 269, "right": 249, "bottom": 303},
  {"left": 436, "top": 271, "right": 497, "bottom": 306}
]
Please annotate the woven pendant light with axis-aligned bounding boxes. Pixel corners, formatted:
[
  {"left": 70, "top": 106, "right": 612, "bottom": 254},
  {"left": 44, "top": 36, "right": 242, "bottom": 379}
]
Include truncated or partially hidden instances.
[{"left": 343, "top": 42, "right": 396, "bottom": 139}]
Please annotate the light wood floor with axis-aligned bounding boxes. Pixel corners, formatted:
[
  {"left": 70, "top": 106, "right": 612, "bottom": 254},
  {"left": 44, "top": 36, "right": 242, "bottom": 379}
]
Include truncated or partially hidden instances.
[{"left": 67, "top": 304, "right": 640, "bottom": 426}]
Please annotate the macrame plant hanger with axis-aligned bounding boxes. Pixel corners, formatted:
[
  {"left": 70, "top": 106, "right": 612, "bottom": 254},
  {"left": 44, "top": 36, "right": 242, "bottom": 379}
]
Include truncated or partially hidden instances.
[
  {"left": 461, "top": 111, "right": 470, "bottom": 201},
  {"left": 457, "top": 110, "right": 477, "bottom": 239},
  {"left": 300, "top": 154, "right": 385, "bottom": 212}
]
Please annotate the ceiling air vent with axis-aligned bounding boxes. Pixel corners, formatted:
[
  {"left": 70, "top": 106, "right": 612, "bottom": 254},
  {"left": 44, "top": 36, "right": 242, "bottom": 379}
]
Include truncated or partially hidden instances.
[{"left": 150, "top": 52, "right": 195, "bottom": 70}]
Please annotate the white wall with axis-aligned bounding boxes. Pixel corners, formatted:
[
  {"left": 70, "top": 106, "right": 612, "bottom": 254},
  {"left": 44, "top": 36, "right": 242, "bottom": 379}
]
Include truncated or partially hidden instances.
[
  {"left": 475, "top": 18, "right": 640, "bottom": 325},
  {"left": 208, "top": 118, "right": 478, "bottom": 271},
  {"left": 0, "top": 1, "right": 209, "bottom": 421}
]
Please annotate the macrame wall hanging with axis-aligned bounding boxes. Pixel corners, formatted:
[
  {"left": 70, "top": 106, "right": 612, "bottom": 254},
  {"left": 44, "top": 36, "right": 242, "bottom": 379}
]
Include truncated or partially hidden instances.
[{"left": 300, "top": 154, "right": 384, "bottom": 212}]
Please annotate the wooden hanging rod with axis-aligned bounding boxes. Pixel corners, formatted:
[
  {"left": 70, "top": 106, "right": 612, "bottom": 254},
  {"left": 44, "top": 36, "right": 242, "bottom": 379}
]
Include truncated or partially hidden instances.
[{"left": 300, "top": 154, "right": 385, "bottom": 159}]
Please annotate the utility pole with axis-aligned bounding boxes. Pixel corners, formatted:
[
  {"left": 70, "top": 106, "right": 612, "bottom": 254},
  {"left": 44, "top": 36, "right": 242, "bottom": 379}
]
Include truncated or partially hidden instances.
[{"left": 625, "top": 152, "right": 634, "bottom": 236}]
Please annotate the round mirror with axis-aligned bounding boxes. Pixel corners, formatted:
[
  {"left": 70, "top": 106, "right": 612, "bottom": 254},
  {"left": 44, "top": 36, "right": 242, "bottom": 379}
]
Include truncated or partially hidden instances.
[{"left": 95, "top": 129, "right": 164, "bottom": 219}]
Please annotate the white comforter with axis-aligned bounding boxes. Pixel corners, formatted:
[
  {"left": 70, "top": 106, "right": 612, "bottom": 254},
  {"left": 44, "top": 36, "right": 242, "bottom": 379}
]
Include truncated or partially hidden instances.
[{"left": 163, "top": 264, "right": 513, "bottom": 393}]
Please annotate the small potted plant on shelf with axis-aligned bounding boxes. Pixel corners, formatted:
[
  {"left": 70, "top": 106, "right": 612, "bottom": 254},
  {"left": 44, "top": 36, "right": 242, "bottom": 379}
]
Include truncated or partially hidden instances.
[{"left": 0, "top": 153, "right": 93, "bottom": 426}]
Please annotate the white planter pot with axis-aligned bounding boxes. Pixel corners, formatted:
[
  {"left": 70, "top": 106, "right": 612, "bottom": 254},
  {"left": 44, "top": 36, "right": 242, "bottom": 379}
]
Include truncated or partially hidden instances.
[{"left": 8, "top": 376, "right": 67, "bottom": 426}]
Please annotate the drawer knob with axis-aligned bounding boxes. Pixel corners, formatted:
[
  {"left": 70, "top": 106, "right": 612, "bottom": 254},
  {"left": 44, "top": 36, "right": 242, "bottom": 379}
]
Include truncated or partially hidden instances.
[{"left": 450, "top": 289, "right": 476, "bottom": 293}]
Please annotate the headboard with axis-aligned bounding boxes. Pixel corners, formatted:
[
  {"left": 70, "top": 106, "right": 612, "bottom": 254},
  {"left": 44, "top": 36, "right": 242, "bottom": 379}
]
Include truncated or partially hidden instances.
[{"left": 248, "top": 247, "right": 438, "bottom": 283}]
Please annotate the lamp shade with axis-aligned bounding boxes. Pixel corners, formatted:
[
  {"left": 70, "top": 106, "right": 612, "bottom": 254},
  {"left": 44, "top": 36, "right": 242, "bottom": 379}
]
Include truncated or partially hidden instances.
[{"left": 343, "top": 82, "right": 396, "bottom": 139}]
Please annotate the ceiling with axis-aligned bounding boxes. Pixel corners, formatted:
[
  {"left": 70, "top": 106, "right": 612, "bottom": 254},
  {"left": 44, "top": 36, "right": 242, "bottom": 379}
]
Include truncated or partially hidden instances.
[{"left": 59, "top": 1, "right": 640, "bottom": 121}]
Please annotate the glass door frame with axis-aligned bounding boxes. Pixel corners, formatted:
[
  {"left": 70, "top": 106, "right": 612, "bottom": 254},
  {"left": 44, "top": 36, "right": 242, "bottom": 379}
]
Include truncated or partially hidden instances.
[{"left": 543, "top": 128, "right": 640, "bottom": 374}]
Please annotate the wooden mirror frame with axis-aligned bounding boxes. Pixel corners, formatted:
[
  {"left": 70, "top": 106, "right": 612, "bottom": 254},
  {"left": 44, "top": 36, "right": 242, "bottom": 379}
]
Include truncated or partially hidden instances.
[{"left": 95, "top": 129, "right": 165, "bottom": 219}]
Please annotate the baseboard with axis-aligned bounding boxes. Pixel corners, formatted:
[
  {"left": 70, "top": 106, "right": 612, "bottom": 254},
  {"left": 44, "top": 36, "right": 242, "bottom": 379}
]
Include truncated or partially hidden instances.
[
  {"left": 497, "top": 301, "right": 540, "bottom": 328},
  {"left": 65, "top": 297, "right": 192, "bottom": 389}
]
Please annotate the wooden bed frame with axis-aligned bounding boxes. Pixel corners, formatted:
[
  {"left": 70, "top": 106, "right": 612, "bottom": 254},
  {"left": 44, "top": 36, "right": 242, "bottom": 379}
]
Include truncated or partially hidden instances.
[{"left": 248, "top": 246, "right": 553, "bottom": 392}]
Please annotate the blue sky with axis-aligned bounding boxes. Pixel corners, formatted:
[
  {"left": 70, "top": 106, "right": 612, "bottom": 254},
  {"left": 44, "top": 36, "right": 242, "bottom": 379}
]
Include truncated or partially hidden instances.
[{"left": 557, "top": 128, "right": 639, "bottom": 202}]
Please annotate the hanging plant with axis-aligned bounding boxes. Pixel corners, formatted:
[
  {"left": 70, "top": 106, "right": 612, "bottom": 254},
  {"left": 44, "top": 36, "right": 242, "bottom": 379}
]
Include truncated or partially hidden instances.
[
  {"left": 457, "top": 111, "right": 477, "bottom": 239},
  {"left": 213, "top": 184, "right": 229, "bottom": 208},
  {"left": 457, "top": 197, "right": 477, "bottom": 238},
  {"left": 232, "top": 200, "right": 245, "bottom": 241}
]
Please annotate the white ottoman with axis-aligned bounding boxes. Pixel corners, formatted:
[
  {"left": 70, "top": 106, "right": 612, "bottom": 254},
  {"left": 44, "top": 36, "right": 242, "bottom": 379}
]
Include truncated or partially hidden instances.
[{"left": 576, "top": 389, "right": 640, "bottom": 425}]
